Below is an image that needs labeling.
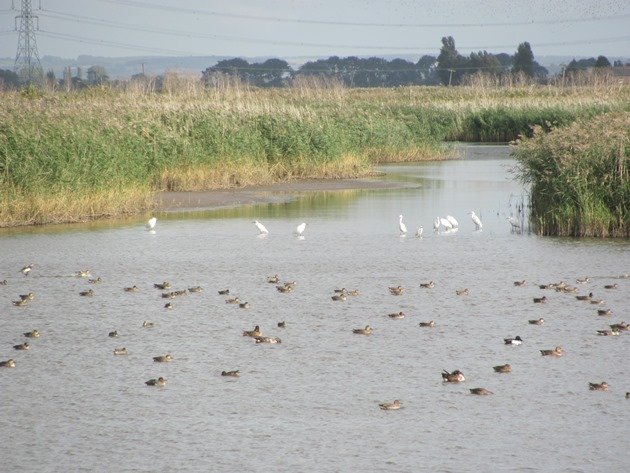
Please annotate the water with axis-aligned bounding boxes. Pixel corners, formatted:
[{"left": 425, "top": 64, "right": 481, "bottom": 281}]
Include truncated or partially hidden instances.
[{"left": 1, "top": 145, "right": 628, "bottom": 472}]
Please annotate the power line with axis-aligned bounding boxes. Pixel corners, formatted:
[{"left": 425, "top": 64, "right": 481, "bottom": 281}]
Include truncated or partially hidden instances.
[{"left": 97, "top": 0, "right": 630, "bottom": 28}]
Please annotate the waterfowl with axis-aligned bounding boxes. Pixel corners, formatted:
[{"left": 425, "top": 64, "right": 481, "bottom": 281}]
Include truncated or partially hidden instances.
[
  {"left": 283, "top": 281, "right": 297, "bottom": 288},
  {"left": 243, "top": 325, "right": 262, "bottom": 338},
  {"left": 441, "top": 370, "right": 465, "bottom": 383},
  {"left": 470, "top": 211, "right": 483, "bottom": 230},
  {"left": 331, "top": 294, "right": 347, "bottom": 301},
  {"left": 172, "top": 290, "right": 187, "bottom": 297},
  {"left": 379, "top": 399, "right": 402, "bottom": 410},
  {"left": 0, "top": 359, "right": 16, "bottom": 368},
  {"left": 20, "top": 264, "right": 33, "bottom": 277},
  {"left": 604, "top": 284, "right": 618, "bottom": 289},
  {"left": 108, "top": 331, "right": 118, "bottom": 338},
  {"left": 276, "top": 285, "right": 292, "bottom": 293},
  {"left": 142, "top": 321, "right": 155, "bottom": 328},
  {"left": 398, "top": 214, "right": 407, "bottom": 235},
  {"left": 253, "top": 220, "right": 268, "bottom": 234},
  {"left": 529, "top": 318, "right": 545, "bottom": 325},
  {"left": 19, "top": 292, "right": 35, "bottom": 300},
  {"left": 154, "top": 282, "right": 171, "bottom": 290},
  {"left": 596, "top": 329, "right": 620, "bottom": 336},
  {"left": 113, "top": 347, "right": 128, "bottom": 355},
  {"left": 333, "top": 288, "right": 347, "bottom": 294},
  {"left": 267, "top": 275, "right": 279, "bottom": 284},
  {"left": 551, "top": 281, "right": 566, "bottom": 289},
  {"left": 588, "top": 382, "right": 609, "bottom": 391},
  {"left": 456, "top": 288, "right": 469, "bottom": 296},
  {"left": 560, "top": 286, "right": 578, "bottom": 293},
  {"left": 419, "top": 321, "right": 435, "bottom": 327},
  {"left": 0, "top": 279, "right": 7, "bottom": 285},
  {"left": 239, "top": 302, "right": 251, "bottom": 309},
  {"left": 493, "top": 364, "right": 512, "bottom": 373},
  {"left": 146, "top": 217, "right": 157, "bottom": 230},
  {"left": 79, "top": 289, "right": 94, "bottom": 297},
  {"left": 277, "top": 321, "right": 286, "bottom": 328},
  {"left": 347, "top": 289, "right": 360, "bottom": 296},
  {"left": 597, "top": 308, "right": 613, "bottom": 316},
  {"left": 389, "top": 286, "right": 404, "bottom": 295},
  {"left": 388, "top": 311, "right": 405, "bottom": 319},
  {"left": 540, "top": 346, "right": 563, "bottom": 356},
  {"left": 24, "top": 330, "right": 40, "bottom": 338},
  {"left": 415, "top": 226, "right": 424, "bottom": 238},
  {"left": 539, "top": 284, "right": 551, "bottom": 289},
  {"left": 12, "top": 299, "right": 28, "bottom": 306},
  {"left": 226, "top": 297, "right": 241, "bottom": 304},
  {"left": 576, "top": 277, "right": 591, "bottom": 284},
  {"left": 420, "top": 281, "right": 435, "bottom": 289},
  {"left": 294, "top": 222, "right": 307, "bottom": 236},
  {"left": 164, "top": 302, "right": 173, "bottom": 309},
  {"left": 145, "top": 377, "right": 166, "bottom": 387},
  {"left": 513, "top": 280, "right": 526, "bottom": 287},
  {"left": 610, "top": 322, "right": 628, "bottom": 331},
  {"left": 75, "top": 269, "right": 91, "bottom": 278},
  {"left": 626, "top": 392, "right": 630, "bottom": 399},
  {"left": 470, "top": 388, "right": 493, "bottom": 395},
  {"left": 504, "top": 336, "right": 523, "bottom": 345},
  {"left": 13, "top": 342, "right": 29, "bottom": 350},
  {"left": 221, "top": 370, "right": 240, "bottom": 377},
  {"left": 533, "top": 296, "right": 547, "bottom": 303},
  {"left": 153, "top": 354, "right": 173, "bottom": 363},
  {"left": 188, "top": 286, "right": 202, "bottom": 293},
  {"left": 218, "top": 289, "right": 230, "bottom": 295},
  {"left": 254, "top": 336, "right": 281, "bottom": 344},
  {"left": 576, "top": 292, "right": 593, "bottom": 301},
  {"left": 352, "top": 325, "right": 373, "bottom": 335},
  {"left": 124, "top": 285, "right": 139, "bottom": 292},
  {"left": 88, "top": 277, "right": 102, "bottom": 284}
]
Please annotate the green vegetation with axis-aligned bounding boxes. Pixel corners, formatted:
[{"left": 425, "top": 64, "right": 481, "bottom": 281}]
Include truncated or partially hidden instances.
[
  {"left": 0, "top": 81, "right": 628, "bottom": 227},
  {"left": 513, "top": 112, "right": 629, "bottom": 237}
]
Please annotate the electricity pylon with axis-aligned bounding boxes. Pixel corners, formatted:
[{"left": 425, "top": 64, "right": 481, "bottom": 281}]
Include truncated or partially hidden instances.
[{"left": 14, "top": 0, "right": 43, "bottom": 84}]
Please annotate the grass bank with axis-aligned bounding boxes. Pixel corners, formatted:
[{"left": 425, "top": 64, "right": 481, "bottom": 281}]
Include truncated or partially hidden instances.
[
  {"left": 1, "top": 82, "right": 628, "bottom": 226},
  {"left": 513, "top": 112, "right": 629, "bottom": 237}
]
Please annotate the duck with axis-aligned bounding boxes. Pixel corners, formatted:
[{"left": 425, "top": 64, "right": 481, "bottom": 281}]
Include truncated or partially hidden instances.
[
  {"left": 576, "top": 277, "right": 591, "bottom": 284},
  {"left": 221, "top": 370, "right": 240, "bottom": 377},
  {"left": 455, "top": 288, "right": 469, "bottom": 296},
  {"left": 277, "top": 321, "right": 286, "bottom": 328},
  {"left": 442, "top": 369, "right": 465, "bottom": 383},
  {"left": 352, "top": 325, "right": 373, "bottom": 335},
  {"left": 243, "top": 325, "right": 262, "bottom": 338},
  {"left": 596, "top": 329, "right": 620, "bottom": 336},
  {"left": 164, "top": 302, "right": 173, "bottom": 309},
  {"left": 276, "top": 285, "right": 292, "bottom": 293},
  {"left": 172, "top": 290, "right": 188, "bottom": 297},
  {"left": 493, "top": 364, "right": 512, "bottom": 373},
  {"left": 420, "top": 281, "right": 435, "bottom": 289},
  {"left": 604, "top": 283, "right": 618, "bottom": 289},
  {"left": 588, "top": 382, "right": 609, "bottom": 391},
  {"left": 513, "top": 280, "right": 526, "bottom": 286},
  {"left": 0, "top": 279, "right": 7, "bottom": 285},
  {"left": 470, "top": 388, "right": 493, "bottom": 395},
  {"left": 19, "top": 292, "right": 35, "bottom": 300},
  {"left": 20, "top": 264, "right": 33, "bottom": 277},
  {"left": 75, "top": 269, "right": 91, "bottom": 278},
  {"left": 389, "top": 286, "right": 404, "bottom": 295},
  {"left": 576, "top": 292, "right": 593, "bottom": 301},
  {"left": 254, "top": 336, "right": 281, "bottom": 344},
  {"left": 225, "top": 297, "right": 241, "bottom": 304},
  {"left": 528, "top": 318, "right": 545, "bottom": 325},
  {"left": 284, "top": 281, "right": 297, "bottom": 289},
  {"left": 331, "top": 294, "right": 347, "bottom": 301},
  {"left": 540, "top": 346, "right": 563, "bottom": 356},
  {"left": 590, "top": 298, "right": 605, "bottom": 305},
  {"left": 267, "top": 275, "right": 279, "bottom": 284},
  {"left": 123, "top": 285, "right": 139, "bottom": 292},
  {"left": 24, "top": 330, "right": 40, "bottom": 338},
  {"left": 418, "top": 321, "right": 435, "bottom": 327},
  {"left": 145, "top": 377, "right": 166, "bottom": 387},
  {"left": 88, "top": 277, "right": 102, "bottom": 284},
  {"left": 188, "top": 286, "right": 203, "bottom": 293},
  {"left": 379, "top": 399, "right": 402, "bottom": 410},
  {"left": 0, "top": 359, "right": 16, "bottom": 368},
  {"left": 533, "top": 296, "right": 547, "bottom": 303},
  {"left": 597, "top": 308, "right": 613, "bottom": 316},
  {"left": 142, "top": 321, "right": 155, "bottom": 328},
  {"left": 12, "top": 299, "right": 28, "bottom": 306},
  {"left": 333, "top": 288, "right": 347, "bottom": 294},
  {"left": 346, "top": 289, "right": 360, "bottom": 296},
  {"left": 559, "top": 286, "right": 578, "bottom": 293},
  {"left": 610, "top": 322, "right": 628, "bottom": 331},
  {"left": 504, "top": 336, "right": 522, "bottom": 345},
  {"left": 239, "top": 302, "right": 251, "bottom": 309},
  {"left": 388, "top": 311, "right": 405, "bottom": 319},
  {"left": 153, "top": 354, "right": 173, "bottom": 363},
  {"left": 13, "top": 342, "right": 29, "bottom": 350},
  {"left": 108, "top": 331, "right": 118, "bottom": 338},
  {"left": 113, "top": 347, "right": 128, "bottom": 355},
  {"left": 79, "top": 289, "right": 94, "bottom": 297},
  {"left": 154, "top": 281, "right": 171, "bottom": 290},
  {"left": 218, "top": 289, "right": 230, "bottom": 295},
  {"left": 539, "top": 284, "right": 551, "bottom": 289}
]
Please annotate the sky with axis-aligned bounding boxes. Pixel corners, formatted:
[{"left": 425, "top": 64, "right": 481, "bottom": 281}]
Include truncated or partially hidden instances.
[{"left": 1, "top": 0, "right": 629, "bottom": 60}]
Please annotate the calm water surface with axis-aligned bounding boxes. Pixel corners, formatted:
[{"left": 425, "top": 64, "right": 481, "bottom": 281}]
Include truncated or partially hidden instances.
[{"left": 1, "top": 146, "right": 628, "bottom": 472}]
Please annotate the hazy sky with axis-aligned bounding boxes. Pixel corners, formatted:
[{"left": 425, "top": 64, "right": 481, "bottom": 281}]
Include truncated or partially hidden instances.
[{"left": 1, "top": 0, "right": 629, "bottom": 60}]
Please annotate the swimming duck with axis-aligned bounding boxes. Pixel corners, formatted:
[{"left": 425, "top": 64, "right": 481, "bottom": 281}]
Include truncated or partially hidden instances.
[
  {"left": 597, "top": 308, "right": 613, "bottom": 316},
  {"left": 79, "top": 289, "right": 94, "bottom": 297},
  {"left": 153, "top": 354, "right": 173, "bottom": 363},
  {"left": 0, "top": 279, "right": 7, "bottom": 285},
  {"left": 188, "top": 286, "right": 202, "bottom": 293},
  {"left": 12, "top": 299, "right": 28, "bottom": 306},
  {"left": 388, "top": 311, "right": 405, "bottom": 319},
  {"left": 226, "top": 297, "right": 241, "bottom": 304},
  {"left": 164, "top": 302, "right": 173, "bottom": 309},
  {"left": 352, "top": 325, "right": 373, "bottom": 335},
  {"left": 588, "top": 382, "right": 608, "bottom": 391},
  {"left": 576, "top": 292, "right": 593, "bottom": 301},
  {"left": 604, "top": 284, "right": 618, "bottom": 289},
  {"left": 20, "top": 264, "right": 33, "bottom": 277},
  {"left": 528, "top": 318, "right": 545, "bottom": 325},
  {"left": 145, "top": 377, "right": 166, "bottom": 387},
  {"left": 276, "top": 285, "right": 292, "bottom": 293},
  {"left": 576, "top": 277, "right": 591, "bottom": 284},
  {"left": 389, "top": 286, "right": 404, "bottom": 295},
  {"left": 493, "top": 364, "right": 512, "bottom": 373},
  {"left": 626, "top": 392, "right": 630, "bottom": 399},
  {"left": 442, "top": 370, "right": 465, "bottom": 383},
  {"left": 538, "top": 284, "right": 551, "bottom": 289},
  {"left": 283, "top": 281, "right": 297, "bottom": 289},
  {"left": 513, "top": 280, "right": 526, "bottom": 286},
  {"left": 277, "top": 321, "right": 286, "bottom": 328},
  {"left": 24, "top": 330, "right": 40, "bottom": 338},
  {"left": 379, "top": 400, "right": 402, "bottom": 410},
  {"left": 550, "top": 281, "right": 566, "bottom": 289},
  {"left": 13, "top": 342, "right": 29, "bottom": 350},
  {"left": 88, "top": 277, "right": 102, "bottom": 284},
  {"left": 590, "top": 298, "right": 605, "bottom": 305},
  {"left": 218, "top": 289, "right": 230, "bottom": 295},
  {"left": 243, "top": 325, "right": 262, "bottom": 338},
  {"left": 418, "top": 321, "right": 435, "bottom": 327},
  {"left": 267, "top": 274, "right": 279, "bottom": 284},
  {"left": 0, "top": 359, "right": 16, "bottom": 368},
  {"left": 596, "top": 329, "right": 620, "bottom": 336},
  {"left": 113, "top": 347, "right": 128, "bottom": 355},
  {"left": 172, "top": 290, "right": 188, "bottom": 297},
  {"left": 239, "top": 302, "right": 251, "bottom": 309},
  {"left": 221, "top": 370, "right": 240, "bottom": 377},
  {"left": 108, "top": 331, "right": 118, "bottom": 338},
  {"left": 609, "top": 322, "right": 628, "bottom": 331},
  {"left": 533, "top": 296, "right": 547, "bottom": 303},
  {"left": 254, "top": 336, "right": 281, "bottom": 344},
  {"left": 19, "top": 292, "right": 35, "bottom": 300},
  {"left": 162, "top": 291, "right": 175, "bottom": 299},
  {"left": 333, "top": 288, "right": 347, "bottom": 294},
  {"left": 420, "top": 281, "right": 435, "bottom": 289},
  {"left": 331, "top": 294, "right": 347, "bottom": 301},
  {"left": 558, "top": 285, "right": 577, "bottom": 293},
  {"left": 142, "top": 321, "right": 155, "bottom": 328},
  {"left": 123, "top": 285, "right": 139, "bottom": 292},
  {"left": 154, "top": 282, "right": 171, "bottom": 290},
  {"left": 75, "top": 269, "right": 91, "bottom": 278},
  {"left": 504, "top": 336, "right": 523, "bottom": 345},
  {"left": 456, "top": 288, "right": 469, "bottom": 296},
  {"left": 540, "top": 346, "right": 563, "bottom": 356},
  {"left": 470, "top": 388, "right": 493, "bottom": 395},
  {"left": 347, "top": 289, "right": 361, "bottom": 296}
]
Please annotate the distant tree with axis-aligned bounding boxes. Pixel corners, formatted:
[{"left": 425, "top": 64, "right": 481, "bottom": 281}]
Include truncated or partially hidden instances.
[
  {"left": 87, "top": 65, "right": 109, "bottom": 85},
  {"left": 468, "top": 51, "right": 503, "bottom": 76},
  {"left": 494, "top": 53, "right": 514, "bottom": 68},
  {"left": 251, "top": 58, "right": 291, "bottom": 87},
  {"left": 512, "top": 42, "right": 547, "bottom": 81},
  {"left": 202, "top": 58, "right": 251, "bottom": 85},
  {"left": 416, "top": 55, "right": 439, "bottom": 84},
  {"left": 385, "top": 58, "right": 420, "bottom": 86},
  {"left": 613, "top": 60, "right": 623, "bottom": 67},
  {"left": 594, "top": 55, "right": 611, "bottom": 68},
  {"left": 437, "top": 36, "right": 468, "bottom": 85},
  {"left": 0, "top": 69, "right": 20, "bottom": 89}
]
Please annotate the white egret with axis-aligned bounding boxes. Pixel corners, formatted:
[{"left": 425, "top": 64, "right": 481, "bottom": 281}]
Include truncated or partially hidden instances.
[
  {"left": 253, "top": 220, "right": 269, "bottom": 234},
  {"left": 146, "top": 217, "right": 157, "bottom": 230},
  {"left": 295, "top": 222, "right": 307, "bottom": 236},
  {"left": 433, "top": 217, "right": 440, "bottom": 232},
  {"left": 440, "top": 217, "right": 453, "bottom": 231},
  {"left": 470, "top": 211, "right": 483, "bottom": 230},
  {"left": 415, "top": 226, "right": 423, "bottom": 238},
  {"left": 507, "top": 216, "right": 521, "bottom": 230},
  {"left": 398, "top": 215, "right": 407, "bottom": 235},
  {"left": 446, "top": 215, "right": 459, "bottom": 228}
]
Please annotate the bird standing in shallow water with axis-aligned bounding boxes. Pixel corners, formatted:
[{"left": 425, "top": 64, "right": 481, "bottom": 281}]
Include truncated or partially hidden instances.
[
  {"left": 398, "top": 214, "right": 407, "bottom": 235},
  {"left": 415, "top": 226, "right": 423, "bottom": 238},
  {"left": 146, "top": 217, "right": 157, "bottom": 230},
  {"left": 294, "top": 222, "right": 307, "bottom": 236},
  {"left": 253, "top": 220, "right": 269, "bottom": 234},
  {"left": 470, "top": 211, "right": 482, "bottom": 230}
]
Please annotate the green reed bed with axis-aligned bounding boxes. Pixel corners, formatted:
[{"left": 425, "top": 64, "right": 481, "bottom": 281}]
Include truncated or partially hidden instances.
[
  {"left": 513, "top": 112, "right": 629, "bottom": 237},
  {"left": 0, "top": 83, "right": 627, "bottom": 226}
]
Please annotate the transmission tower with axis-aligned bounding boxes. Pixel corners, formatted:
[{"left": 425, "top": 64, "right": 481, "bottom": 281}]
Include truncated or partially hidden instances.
[{"left": 13, "top": 0, "right": 43, "bottom": 84}]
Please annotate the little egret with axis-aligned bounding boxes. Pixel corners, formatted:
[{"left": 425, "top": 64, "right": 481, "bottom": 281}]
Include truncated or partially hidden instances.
[
  {"left": 295, "top": 222, "right": 307, "bottom": 236},
  {"left": 146, "top": 217, "right": 157, "bottom": 230},
  {"left": 415, "top": 226, "right": 423, "bottom": 238},
  {"left": 433, "top": 218, "right": 440, "bottom": 232},
  {"left": 470, "top": 211, "right": 483, "bottom": 230},
  {"left": 253, "top": 220, "right": 269, "bottom": 234},
  {"left": 440, "top": 217, "right": 453, "bottom": 231},
  {"left": 446, "top": 215, "right": 459, "bottom": 228},
  {"left": 398, "top": 215, "right": 407, "bottom": 235},
  {"left": 507, "top": 216, "right": 521, "bottom": 230}
]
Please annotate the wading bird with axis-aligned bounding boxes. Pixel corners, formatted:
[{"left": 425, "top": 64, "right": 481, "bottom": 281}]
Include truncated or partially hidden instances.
[
  {"left": 253, "top": 220, "right": 269, "bottom": 234},
  {"left": 470, "top": 211, "right": 483, "bottom": 230},
  {"left": 146, "top": 217, "right": 157, "bottom": 230},
  {"left": 446, "top": 215, "right": 459, "bottom": 228},
  {"left": 398, "top": 214, "right": 407, "bottom": 235},
  {"left": 295, "top": 222, "right": 307, "bottom": 236}
]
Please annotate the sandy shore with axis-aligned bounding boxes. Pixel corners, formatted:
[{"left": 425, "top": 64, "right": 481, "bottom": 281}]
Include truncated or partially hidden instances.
[{"left": 154, "top": 176, "right": 409, "bottom": 211}]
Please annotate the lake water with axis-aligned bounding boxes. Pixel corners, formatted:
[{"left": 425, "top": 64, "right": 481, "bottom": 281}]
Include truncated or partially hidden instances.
[{"left": 1, "top": 145, "right": 628, "bottom": 472}]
